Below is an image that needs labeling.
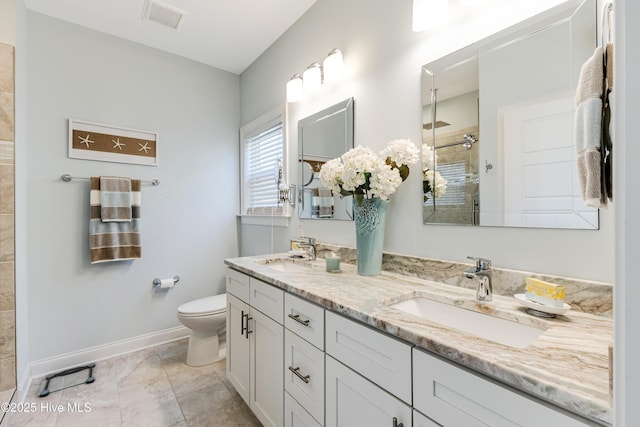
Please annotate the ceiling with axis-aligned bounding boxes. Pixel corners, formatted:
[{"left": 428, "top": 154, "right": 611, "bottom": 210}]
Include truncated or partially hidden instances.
[{"left": 24, "top": 0, "right": 317, "bottom": 75}]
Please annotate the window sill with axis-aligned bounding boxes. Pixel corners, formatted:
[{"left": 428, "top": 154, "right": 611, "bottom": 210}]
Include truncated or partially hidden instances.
[{"left": 239, "top": 215, "right": 290, "bottom": 228}]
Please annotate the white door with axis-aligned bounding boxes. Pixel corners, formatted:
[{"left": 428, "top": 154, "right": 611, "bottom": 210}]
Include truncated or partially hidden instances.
[
  {"left": 503, "top": 96, "right": 598, "bottom": 228},
  {"left": 226, "top": 293, "right": 251, "bottom": 405},
  {"left": 251, "top": 308, "right": 284, "bottom": 427},
  {"left": 326, "top": 356, "right": 411, "bottom": 427}
]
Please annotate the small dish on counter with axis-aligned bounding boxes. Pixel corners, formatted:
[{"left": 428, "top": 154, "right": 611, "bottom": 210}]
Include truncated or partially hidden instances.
[{"left": 514, "top": 293, "right": 571, "bottom": 318}]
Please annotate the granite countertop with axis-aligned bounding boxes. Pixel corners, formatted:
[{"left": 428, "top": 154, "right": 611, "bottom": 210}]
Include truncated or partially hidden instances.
[{"left": 224, "top": 254, "right": 613, "bottom": 426}]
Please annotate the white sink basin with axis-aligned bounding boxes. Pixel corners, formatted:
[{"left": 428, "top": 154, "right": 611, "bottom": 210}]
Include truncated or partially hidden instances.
[
  {"left": 255, "top": 258, "right": 313, "bottom": 273},
  {"left": 389, "top": 297, "right": 545, "bottom": 348}
]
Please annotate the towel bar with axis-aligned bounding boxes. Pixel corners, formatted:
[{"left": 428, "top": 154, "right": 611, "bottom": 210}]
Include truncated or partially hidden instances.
[{"left": 61, "top": 174, "right": 160, "bottom": 186}]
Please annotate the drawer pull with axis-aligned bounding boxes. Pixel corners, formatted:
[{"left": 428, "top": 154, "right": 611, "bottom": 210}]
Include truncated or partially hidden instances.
[
  {"left": 288, "top": 366, "right": 310, "bottom": 384},
  {"left": 240, "top": 310, "right": 247, "bottom": 336},
  {"left": 241, "top": 311, "right": 252, "bottom": 339},
  {"left": 245, "top": 316, "right": 253, "bottom": 339},
  {"left": 288, "top": 313, "right": 310, "bottom": 326},
  {"left": 392, "top": 417, "right": 403, "bottom": 427}
]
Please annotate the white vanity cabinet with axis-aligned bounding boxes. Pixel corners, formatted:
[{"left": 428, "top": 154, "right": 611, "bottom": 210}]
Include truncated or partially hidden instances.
[
  {"left": 413, "top": 348, "right": 592, "bottom": 427},
  {"left": 226, "top": 265, "right": 598, "bottom": 427},
  {"left": 284, "top": 293, "right": 325, "bottom": 426},
  {"left": 325, "top": 311, "right": 412, "bottom": 427},
  {"left": 226, "top": 270, "right": 284, "bottom": 427}
]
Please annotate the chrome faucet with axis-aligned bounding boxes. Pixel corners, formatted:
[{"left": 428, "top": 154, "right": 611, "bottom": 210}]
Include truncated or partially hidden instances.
[
  {"left": 297, "top": 237, "right": 317, "bottom": 261},
  {"left": 464, "top": 256, "right": 492, "bottom": 301}
]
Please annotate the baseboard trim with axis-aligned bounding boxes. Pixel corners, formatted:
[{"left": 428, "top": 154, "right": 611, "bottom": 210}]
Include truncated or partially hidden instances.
[
  {"left": 16, "top": 365, "right": 31, "bottom": 403},
  {"left": 28, "top": 326, "right": 189, "bottom": 380}
]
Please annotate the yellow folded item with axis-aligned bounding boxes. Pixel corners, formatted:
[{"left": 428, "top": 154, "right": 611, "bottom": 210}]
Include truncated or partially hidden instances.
[{"left": 525, "top": 278, "right": 565, "bottom": 308}]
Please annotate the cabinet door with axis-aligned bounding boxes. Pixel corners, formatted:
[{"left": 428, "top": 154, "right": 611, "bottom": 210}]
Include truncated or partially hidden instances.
[
  {"left": 284, "top": 392, "right": 322, "bottom": 427},
  {"left": 226, "top": 293, "right": 251, "bottom": 405},
  {"left": 326, "top": 355, "right": 411, "bottom": 427},
  {"left": 251, "top": 308, "right": 284, "bottom": 427}
]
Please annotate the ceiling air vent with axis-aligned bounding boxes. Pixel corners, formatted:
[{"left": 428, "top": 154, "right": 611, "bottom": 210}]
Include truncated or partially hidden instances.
[{"left": 142, "top": 0, "right": 188, "bottom": 30}]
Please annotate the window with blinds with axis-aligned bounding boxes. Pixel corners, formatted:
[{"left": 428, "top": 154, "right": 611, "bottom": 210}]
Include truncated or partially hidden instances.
[{"left": 241, "top": 117, "right": 285, "bottom": 216}]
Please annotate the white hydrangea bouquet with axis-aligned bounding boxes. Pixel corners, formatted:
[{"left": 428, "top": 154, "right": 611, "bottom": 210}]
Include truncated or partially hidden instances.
[
  {"left": 319, "top": 138, "right": 420, "bottom": 202},
  {"left": 422, "top": 144, "right": 447, "bottom": 201}
]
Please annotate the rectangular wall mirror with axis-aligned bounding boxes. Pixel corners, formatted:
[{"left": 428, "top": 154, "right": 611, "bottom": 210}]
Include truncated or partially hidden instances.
[
  {"left": 422, "top": 0, "right": 599, "bottom": 229},
  {"left": 298, "top": 97, "right": 354, "bottom": 220}
]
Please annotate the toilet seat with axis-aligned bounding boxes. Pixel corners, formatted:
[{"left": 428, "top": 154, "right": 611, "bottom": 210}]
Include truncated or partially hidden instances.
[{"left": 177, "top": 294, "right": 227, "bottom": 317}]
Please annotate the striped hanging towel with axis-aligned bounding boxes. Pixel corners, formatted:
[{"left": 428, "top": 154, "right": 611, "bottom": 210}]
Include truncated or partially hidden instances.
[
  {"left": 574, "top": 46, "right": 605, "bottom": 208},
  {"left": 99, "top": 176, "right": 132, "bottom": 222},
  {"left": 89, "top": 177, "right": 142, "bottom": 263}
]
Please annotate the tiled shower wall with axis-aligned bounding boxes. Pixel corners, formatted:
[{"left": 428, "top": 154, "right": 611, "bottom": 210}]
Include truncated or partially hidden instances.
[
  {"left": 0, "top": 42, "right": 16, "bottom": 394},
  {"left": 423, "top": 125, "right": 480, "bottom": 225}
]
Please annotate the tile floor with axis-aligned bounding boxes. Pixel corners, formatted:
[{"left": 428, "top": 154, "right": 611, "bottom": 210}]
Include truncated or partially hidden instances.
[{"left": 1, "top": 338, "right": 261, "bottom": 426}]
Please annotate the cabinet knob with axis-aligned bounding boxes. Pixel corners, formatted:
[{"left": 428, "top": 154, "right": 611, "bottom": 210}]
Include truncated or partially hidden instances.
[{"left": 392, "top": 417, "right": 403, "bottom": 427}]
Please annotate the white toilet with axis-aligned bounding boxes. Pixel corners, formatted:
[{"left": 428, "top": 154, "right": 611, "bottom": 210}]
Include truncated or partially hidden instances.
[{"left": 176, "top": 294, "right": 227, "bottom": 367}]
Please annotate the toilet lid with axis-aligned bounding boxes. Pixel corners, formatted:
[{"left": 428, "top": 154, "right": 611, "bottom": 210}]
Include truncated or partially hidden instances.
[{"left": 178, "top": 294, "right": 227, "bottom": 316}]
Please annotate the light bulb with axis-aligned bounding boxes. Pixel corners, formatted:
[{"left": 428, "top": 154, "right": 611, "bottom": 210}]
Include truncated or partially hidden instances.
[
  {"left": 286, "top": 74, "right": 303, "bottom": 103},
  {"left": 303, "top": 62, "right": 322, "bottom": 93},
  {"left": 323, "top": 48, "right": 344, "bottom": 83}
]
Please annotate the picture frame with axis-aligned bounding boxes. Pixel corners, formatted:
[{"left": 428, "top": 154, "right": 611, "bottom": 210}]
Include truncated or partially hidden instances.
[{"left": 68, "top": 119, "right": 158, "bottom": 166}]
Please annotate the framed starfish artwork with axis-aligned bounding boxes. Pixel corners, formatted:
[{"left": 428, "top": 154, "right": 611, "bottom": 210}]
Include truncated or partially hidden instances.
[{"left": 68, "top": 119, "right": 158, "bottom": 166}]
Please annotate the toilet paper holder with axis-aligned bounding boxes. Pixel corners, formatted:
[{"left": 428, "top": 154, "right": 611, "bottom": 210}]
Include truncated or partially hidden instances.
[{"left": 153, "top": 275, "right": 181, "bottom": 287}]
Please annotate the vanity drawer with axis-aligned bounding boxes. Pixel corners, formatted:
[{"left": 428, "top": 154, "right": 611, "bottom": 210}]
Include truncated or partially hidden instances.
[
  {"left": 226, "top": 268, "right": 250, "bottom": 302},
  {"left": 413, "top": 348, "right": 590, "bottom": 426},
  {"left": 325, "top": 311, "right": 412, "bottom": 404},
  {"left": 250, "top": 277, "right": 284, "bottom": 324},
  {"left": 413, "top": 409, "right": 441, "bottom": 427},
  {"left": 284, "top": 329, "right": 325, "bottom": 424},
  {"left": 284, "top": 392, "right": 322, "bottom": 427},
  {"left": 326, "top": 355, "right": 411, "bottom": 427},
  {"left": 285, "top": 293, "right": 325, "bottom": 350}
]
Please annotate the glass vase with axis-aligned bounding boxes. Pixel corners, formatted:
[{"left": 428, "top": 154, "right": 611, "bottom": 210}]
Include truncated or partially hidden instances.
[{"left": 354, "top": 197, "right": 389, "bottom": 276}]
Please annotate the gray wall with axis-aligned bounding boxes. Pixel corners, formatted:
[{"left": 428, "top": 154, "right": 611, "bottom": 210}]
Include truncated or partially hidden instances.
[
  {"left": 239, "top": 0, "right": 614, "bottom": 283},
  {"left": 25, "top": 12, "right": 239, "bottom": 361}
]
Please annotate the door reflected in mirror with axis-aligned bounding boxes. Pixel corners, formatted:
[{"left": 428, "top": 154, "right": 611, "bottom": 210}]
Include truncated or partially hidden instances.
[
  {"left": 298, "top": 98, "right": 354, "bottom": 220},
  {"left": 421, "top": 0, "right": 599, "bottom": 229}
]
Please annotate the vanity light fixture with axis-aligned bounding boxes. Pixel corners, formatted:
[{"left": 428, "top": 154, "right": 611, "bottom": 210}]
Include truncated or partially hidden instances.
[
  {"left": 412, "top": 0, "right": 449, "bottom": 32},
  {"left": 323, "top": 48, "right": 344, "bottom": 83},
  {"left": 286, "top": 74, "right": 303, "bottom": 103},
  {"left": 303, "top": 62, "right": 322, "bottom": 93},
  {"left": 286, "top": 49, "right": 344, "bottom": 103}
]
